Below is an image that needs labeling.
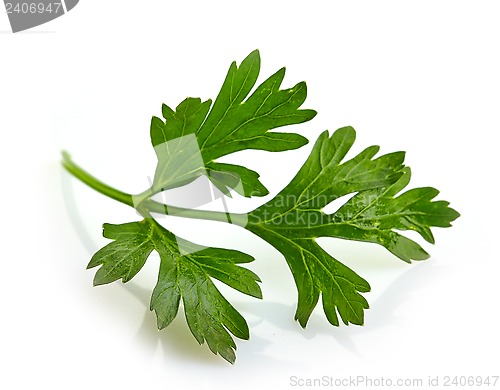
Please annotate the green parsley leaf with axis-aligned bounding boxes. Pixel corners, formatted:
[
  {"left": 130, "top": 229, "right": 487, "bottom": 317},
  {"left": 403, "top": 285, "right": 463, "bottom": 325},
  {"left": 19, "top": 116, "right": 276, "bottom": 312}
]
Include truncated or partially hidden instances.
[
  {"left": 149, "top": 50, "right": 316, "bottom": 197},
  {"left": 87, "top": 219, "right": 261, "bottom": 364},
  {"left": 328, "top": 166, "right": 461, "bottom": 262},
  {"left": 245, "top": 126, "right": 459, "bottom": 327},
  {"left": 87, "top": 221, "right": 155, "bottom": 286}
]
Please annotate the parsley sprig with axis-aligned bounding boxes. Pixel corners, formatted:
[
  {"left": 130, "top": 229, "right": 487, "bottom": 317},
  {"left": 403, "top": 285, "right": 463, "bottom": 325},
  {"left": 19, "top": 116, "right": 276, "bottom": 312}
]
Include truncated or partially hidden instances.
[{"left": 62, "top": 51, "right": 459, "bottom": 363}]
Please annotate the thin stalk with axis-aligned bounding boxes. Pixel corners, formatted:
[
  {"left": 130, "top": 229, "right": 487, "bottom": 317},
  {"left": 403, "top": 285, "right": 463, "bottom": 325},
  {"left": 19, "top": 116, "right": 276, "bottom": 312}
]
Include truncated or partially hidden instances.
[
  {"left": 61, "top": 152, "right": 247, "bottom": 226},
  {"left": 144, "top": 200, "right": 248, "bottom": 226},
  {"left": 62, "top": 151, "right": 134, "bottom": 207}
]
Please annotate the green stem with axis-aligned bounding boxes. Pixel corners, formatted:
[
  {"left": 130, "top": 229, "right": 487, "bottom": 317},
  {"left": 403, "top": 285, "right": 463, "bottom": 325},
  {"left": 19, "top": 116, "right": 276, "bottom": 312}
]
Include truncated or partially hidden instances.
[
  {"left": 61, "top": 151, "right": 246, "bottom": 226},
  {"left": 62, "top": 151, "right": 134, "bottom": 207},
  {"left": 145, "top": 200, "right": 247, "bottom": 226}
]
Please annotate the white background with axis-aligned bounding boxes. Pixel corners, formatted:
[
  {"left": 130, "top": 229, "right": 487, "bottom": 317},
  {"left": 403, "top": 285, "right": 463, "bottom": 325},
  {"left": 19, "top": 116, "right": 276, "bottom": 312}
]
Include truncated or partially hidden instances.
[{"left": 1, "top": 1, "right": 499, "bottom": 389}]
